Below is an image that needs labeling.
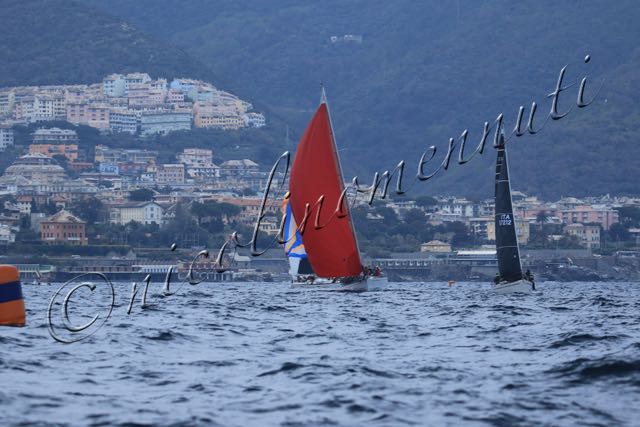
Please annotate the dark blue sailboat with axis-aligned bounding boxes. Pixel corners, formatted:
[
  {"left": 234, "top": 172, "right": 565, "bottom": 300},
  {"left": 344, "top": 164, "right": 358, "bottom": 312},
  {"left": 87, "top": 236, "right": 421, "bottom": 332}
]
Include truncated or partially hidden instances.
[{"left": 492, "top": 135, "right": 534, "bottom": 293}]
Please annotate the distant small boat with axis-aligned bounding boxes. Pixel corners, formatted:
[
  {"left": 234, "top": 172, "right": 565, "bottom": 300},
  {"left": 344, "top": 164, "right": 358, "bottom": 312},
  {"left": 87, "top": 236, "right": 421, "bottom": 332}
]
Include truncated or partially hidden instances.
[
  {"left": 285, "top": 89, "right": 368, "bottom": 292},
  {"left": 492, "top": 134, "right": 534, "bottom": 294}
]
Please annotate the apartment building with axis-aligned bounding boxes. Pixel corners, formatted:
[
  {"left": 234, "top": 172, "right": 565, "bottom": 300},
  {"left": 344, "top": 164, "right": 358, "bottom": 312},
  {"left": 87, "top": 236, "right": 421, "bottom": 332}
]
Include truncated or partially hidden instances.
[{"left": 40, "top": 210, "right": 88, "bottom": 246}]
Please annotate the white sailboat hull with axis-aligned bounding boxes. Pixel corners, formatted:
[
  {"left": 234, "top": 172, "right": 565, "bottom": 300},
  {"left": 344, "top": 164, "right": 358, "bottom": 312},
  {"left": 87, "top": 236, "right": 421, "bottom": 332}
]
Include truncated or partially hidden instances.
[
  {"left": 492, "top": 279, "right": 534, "bottom": 294},
  {"left": 367, "top": 276, "right": 388, "bottom": 291},
  {"left": 291, "top": 277, "right": 368, "bottom": 292}
]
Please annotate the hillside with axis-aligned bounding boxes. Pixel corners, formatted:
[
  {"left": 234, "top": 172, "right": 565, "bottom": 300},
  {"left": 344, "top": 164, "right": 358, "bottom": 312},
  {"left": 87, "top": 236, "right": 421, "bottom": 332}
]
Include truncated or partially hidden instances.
[
  {"left": 84, "top": 0, "right": 640, "bottom": 199},
  {"left": 0, "top": 0, "right": 291, "bottom": 168},
  {"left": 0, "top": 0, "right": 219, "bottom": 87}
]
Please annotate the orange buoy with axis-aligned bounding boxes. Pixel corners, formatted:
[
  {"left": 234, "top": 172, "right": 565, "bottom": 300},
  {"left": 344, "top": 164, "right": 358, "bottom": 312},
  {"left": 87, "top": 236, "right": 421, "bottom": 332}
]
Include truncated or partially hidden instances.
[{"left": 0, "top": 265, "right": 26, "bottom": 327}]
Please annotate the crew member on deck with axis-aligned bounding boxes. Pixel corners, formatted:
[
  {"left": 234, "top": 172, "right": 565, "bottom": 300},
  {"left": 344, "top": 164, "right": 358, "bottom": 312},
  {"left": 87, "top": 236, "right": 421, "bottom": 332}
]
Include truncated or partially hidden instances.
[{"left": 525, "top": 269, "right": 536, "bottom": 290}]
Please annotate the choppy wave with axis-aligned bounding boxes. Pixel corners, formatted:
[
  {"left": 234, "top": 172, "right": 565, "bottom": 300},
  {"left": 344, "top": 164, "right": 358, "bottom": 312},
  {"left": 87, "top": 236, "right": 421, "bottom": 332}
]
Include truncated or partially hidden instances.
[{"left": 1, "top": 281, "right": 639, "bottom": 426}]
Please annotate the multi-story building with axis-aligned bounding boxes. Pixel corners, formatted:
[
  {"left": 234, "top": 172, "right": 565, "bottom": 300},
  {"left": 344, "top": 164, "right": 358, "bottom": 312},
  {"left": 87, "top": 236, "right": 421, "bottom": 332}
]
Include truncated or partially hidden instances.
[
  {"left": 486, "top": 217, "right": 530, "bottom": 244},
  {"left": 559, "top": 205, "right": 619, "bottom": 230},
  {"left": 194, "top": 104, "right": 245, "bottom": 129},
  {"left": 86, "top": 104, "right": 110, "bottom": 130},
  {"left": 140, "top": 111, "right": 191, "bottom": 136},
  {"left": 66, "top": 101, "right": 87, "bottom": 125},
  {"left": 436, "top": 197, "right": 475, "bottom": 218},
  {"left": 212, "top": 196, "right": 279, "bottom": 226},
  {"left": 219, "top": 159, "right": 259, "bottom": 177},
  {"left": 0, "top": 90, "right": 15, "bottom": 115},
  {"left": 564, "top": 223, "right": 601, "bottom": 249},
  {"left": 32, "top": 127, "right": 79, "bottom": 143},
  {"left": 167, "top": 89, "right": 186, "bottom": 103},
  {"left": 103, "top": 74, "right": 126, "bottom": 97},
  {"left": 94, "top": 145, "right": 157, "bottom": 165},
  {"left": 124, "top": 73, "right": 151, "bottom": 93},
  {"left": 40, "top": 210, "right": 88, "bottom": 246},
  {"left": 28, "top": 143, "right": 79, "bottom": 161},
  {"left": 109, "top": 201, "right": 163, "bottom": 225},
  {"left": 0, "top": 125, "right": 14, "bottom": 151},
  {"left": 177, "top": 148, "right": 213, "bottom": 168},
  {"left": 156, "top": 163, "right": 185, "bottom": 185},
  {"left": 0, "top": 224, "right": 16, "bottom": 244},
  {"left": 109, "top": 109, "right": 139, "bottom": 134},
  {"left": 186, "top": 164, "right": 220, "bottom": 182},
  {"left": 243, "top": 112, "right": 266, "bottom": 128}
]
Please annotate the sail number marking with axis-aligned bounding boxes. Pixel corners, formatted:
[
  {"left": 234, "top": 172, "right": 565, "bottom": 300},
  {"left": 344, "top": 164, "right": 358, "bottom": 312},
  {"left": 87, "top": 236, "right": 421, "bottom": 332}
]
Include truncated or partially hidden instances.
[{"left": 498, "top": 214, "right": 512, "bottom": 226}]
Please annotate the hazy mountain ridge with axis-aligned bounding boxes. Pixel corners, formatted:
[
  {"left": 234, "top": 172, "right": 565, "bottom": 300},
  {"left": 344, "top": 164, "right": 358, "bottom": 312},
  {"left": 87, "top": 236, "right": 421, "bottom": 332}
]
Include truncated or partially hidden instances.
[{"left": 0, "top": 0, "right": 218, "bottom": 87}]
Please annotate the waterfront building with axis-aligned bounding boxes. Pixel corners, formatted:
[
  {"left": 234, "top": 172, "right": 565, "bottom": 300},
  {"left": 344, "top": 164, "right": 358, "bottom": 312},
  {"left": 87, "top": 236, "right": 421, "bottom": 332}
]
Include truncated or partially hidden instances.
[
  {"left": 40, "top": 210, "right": 88, "bottom": 246},
  {"left": 564, "top": 223, "right": 601, "bottom": 249},
  {"left": 420, "top": 240, "right": 452, "bottom": 253},
  {"left": 109, "top": 201, "right": 164, "bottom": 225}
]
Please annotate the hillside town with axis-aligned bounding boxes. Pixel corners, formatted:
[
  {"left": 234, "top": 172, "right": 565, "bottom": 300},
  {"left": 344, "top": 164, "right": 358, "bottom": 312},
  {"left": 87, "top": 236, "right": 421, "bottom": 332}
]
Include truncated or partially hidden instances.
[
  {"left": 0, "top": 75, "right": 638, "bottom": 283},
  {"left": 0, "top": 124, "right": 638, "bottom": 282},
  {"left": 0, "top": 72, "right": 266, "bottom": 136}
]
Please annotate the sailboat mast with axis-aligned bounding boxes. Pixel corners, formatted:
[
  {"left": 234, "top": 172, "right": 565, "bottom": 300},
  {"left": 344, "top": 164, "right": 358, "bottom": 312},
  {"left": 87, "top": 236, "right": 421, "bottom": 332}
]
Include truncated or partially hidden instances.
[{"left": 320, "top": 87, "right": 364, "bottom": 269}]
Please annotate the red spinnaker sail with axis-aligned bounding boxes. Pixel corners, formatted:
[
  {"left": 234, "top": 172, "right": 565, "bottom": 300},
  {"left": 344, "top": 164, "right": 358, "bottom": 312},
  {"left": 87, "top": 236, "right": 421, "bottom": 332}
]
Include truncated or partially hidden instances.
[{"left": 289, "top": 102, "right": 363, "bottom": 278}]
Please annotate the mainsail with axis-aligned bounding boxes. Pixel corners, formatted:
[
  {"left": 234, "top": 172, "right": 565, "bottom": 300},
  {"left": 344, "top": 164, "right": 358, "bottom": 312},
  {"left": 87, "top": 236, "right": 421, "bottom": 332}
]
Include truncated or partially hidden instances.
[
  {"left": 494, "top": 135, "right": 523, "bottom": 282},
  {"left": 288, "top": 94, "right": 363, "bottom": 278}
]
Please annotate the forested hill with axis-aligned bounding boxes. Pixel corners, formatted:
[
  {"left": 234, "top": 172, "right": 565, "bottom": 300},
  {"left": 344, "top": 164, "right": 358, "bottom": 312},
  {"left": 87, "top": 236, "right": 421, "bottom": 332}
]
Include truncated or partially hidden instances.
[
  {"left": 82, "top": 0, "right": 640, "bottom": 199},
  {"left": 0, "top": 0, "right": 214, "bottom": 87}
]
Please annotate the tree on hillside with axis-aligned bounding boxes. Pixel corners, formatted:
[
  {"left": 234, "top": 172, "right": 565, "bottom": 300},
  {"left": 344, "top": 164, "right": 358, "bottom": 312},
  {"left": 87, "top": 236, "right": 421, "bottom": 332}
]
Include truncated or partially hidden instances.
[
  {"left": 616, "top": 207, "right": 640, "bottom": 228},
  {"left": 129, "top": 188, "right": 155, "bottom": 201},
  {"left": 69, "top": 196, "right": 105, "bottom": 225}
]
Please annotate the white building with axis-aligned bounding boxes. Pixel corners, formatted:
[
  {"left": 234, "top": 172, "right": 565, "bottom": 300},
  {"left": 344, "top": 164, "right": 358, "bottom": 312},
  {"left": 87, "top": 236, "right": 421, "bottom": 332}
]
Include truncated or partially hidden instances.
[
  {"left": 243, "top": 112, "right": 266, "bottom": 128},
  {"left": 177, "top": 148, "right": 213, "bottom": 168},
  {"left": 140, "top": 111, "right": 192, "bottom": 136},
  {"left": 109, "top": 109, "right": 139, "bottom": 134},
  {"left": 109, "top": 201, "right": 164, "bottom": 225},
  {"left": 0, "top": 224, "right": 16, "bottom": 244},
  {"left": 103, "top": 74, "right": 126, "bottom": 97},
  {"left": 32, "top": 127, "right": 78, "bottom": 143}
]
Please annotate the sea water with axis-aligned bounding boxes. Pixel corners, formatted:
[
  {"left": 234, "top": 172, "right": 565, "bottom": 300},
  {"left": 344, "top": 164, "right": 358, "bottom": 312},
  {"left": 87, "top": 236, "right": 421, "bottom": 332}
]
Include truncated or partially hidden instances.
[{"left": 1, "top": 281, "right": 639, "bottom": 427}]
